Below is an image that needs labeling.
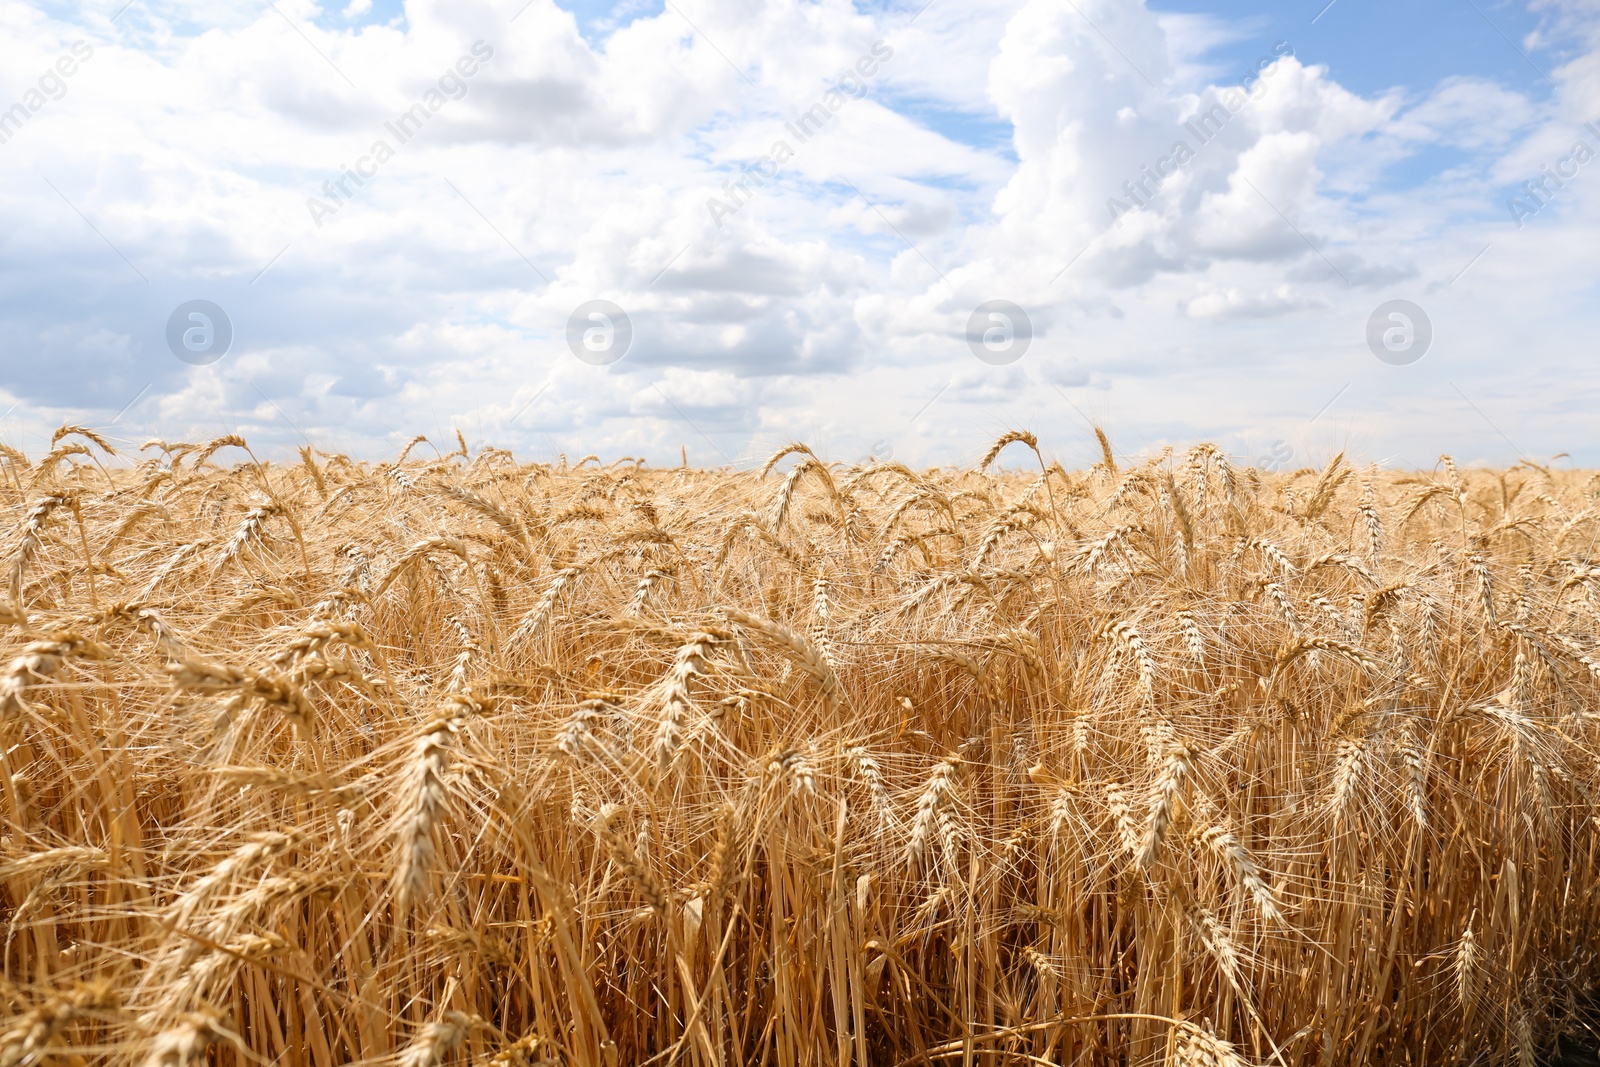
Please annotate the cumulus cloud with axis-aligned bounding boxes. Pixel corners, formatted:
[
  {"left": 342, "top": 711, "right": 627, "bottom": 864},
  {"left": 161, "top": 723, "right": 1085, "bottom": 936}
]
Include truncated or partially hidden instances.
[
  {"left": 1185, "top": 283, "right": 1327, "bottom": 319},
  {"left": 0, "top": 0, "right": 1596, "bottom": 468}
]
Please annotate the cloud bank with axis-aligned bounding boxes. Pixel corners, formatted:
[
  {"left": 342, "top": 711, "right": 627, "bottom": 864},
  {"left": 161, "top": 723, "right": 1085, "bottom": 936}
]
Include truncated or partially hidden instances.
[{"left": 0, "top": 0, "right": 1597, "bottom": 470}]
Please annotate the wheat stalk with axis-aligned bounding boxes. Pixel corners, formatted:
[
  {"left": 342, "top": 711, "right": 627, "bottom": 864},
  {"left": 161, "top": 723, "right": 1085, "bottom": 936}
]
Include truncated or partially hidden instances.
[{"left": 0, "top": 433, "right": 1595, "bottom": 1066}]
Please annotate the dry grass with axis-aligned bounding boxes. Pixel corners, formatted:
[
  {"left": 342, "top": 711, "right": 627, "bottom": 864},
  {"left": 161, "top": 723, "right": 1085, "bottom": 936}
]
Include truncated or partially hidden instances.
[{"left": 1, "top": 429, "right": 1600, "bottom": 1066}]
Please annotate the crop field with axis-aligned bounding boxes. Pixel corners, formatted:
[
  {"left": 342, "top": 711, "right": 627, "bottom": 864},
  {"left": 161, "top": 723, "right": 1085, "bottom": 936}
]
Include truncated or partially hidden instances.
[{"left": 2, "top": 427, "right": 1599, "bottom": 1066}]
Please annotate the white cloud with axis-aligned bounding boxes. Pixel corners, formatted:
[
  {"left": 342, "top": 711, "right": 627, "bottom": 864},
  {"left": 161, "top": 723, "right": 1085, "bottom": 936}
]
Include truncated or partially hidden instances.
[
  {"left": 0, "top": 0, "right": 1596, "bottom": 469},
  {"left": 1185, "top": 283, "right": 1327, "bottom": 319}
]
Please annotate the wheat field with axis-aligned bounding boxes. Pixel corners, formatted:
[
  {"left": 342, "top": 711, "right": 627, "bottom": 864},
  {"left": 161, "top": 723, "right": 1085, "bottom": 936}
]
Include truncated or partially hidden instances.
[{"left": 1, "top": 426, "right": 1599, "bottom": 1066}]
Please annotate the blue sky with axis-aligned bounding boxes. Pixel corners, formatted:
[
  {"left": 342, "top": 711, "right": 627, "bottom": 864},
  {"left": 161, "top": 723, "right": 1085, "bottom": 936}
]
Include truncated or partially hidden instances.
[
  {"left": 0, "top": 0, "right": 1597, "bottom": 469},
  {"left": 1156, "top": 0, "right": 1555, "bottom": 96},
  {"left": 550, "top": 0, "right": 664, "bottom": 43}
]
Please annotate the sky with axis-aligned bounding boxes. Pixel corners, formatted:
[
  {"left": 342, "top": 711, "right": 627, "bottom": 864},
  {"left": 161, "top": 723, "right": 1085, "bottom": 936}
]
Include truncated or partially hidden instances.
[{"left": 1, "top": 0, "right": 1597, "bottom": 470}]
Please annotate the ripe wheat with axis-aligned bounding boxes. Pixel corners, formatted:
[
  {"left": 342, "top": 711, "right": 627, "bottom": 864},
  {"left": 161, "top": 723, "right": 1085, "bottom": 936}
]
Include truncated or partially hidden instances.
[{"left": 0, "top": 429, "right": 1596, "bottom": 1065}]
